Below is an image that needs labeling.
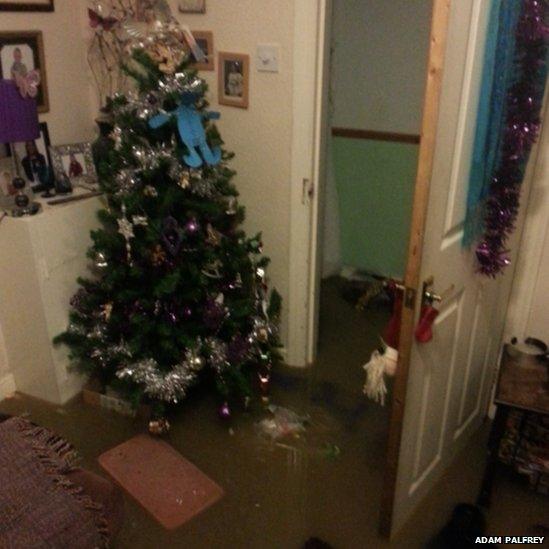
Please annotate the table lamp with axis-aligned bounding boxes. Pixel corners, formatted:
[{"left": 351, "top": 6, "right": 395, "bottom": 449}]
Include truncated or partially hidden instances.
[{"left": 0, "top": 79, "right": 41, "bottom": 216}]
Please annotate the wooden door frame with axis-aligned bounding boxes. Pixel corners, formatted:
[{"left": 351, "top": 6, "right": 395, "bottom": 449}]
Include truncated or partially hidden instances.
[
  {"left": 287, "top": 0, "right": 331, "bottom": 367},
  {"left": 379, "top": 0, "right": 452, "bottom": 537}
]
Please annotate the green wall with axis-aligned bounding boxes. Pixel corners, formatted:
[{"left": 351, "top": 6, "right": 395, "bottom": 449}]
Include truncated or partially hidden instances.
[{"left": 332, "top": 137, "right": 418, "bottom": 279}]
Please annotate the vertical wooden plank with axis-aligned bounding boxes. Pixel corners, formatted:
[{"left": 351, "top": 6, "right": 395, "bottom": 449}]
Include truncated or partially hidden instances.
[{"left": 379, "top": 0, "right": 452, "bottom": 537}]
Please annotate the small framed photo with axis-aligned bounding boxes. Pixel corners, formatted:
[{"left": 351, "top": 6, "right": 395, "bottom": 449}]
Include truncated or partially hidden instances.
[
  {"left": 12, "top": 122, "right": 52, "bottom": 189},
  {"left": 50, "top": 142, "right": 97, "bottom": 189},
  {"left": 191, "top": 31, "right": 214, "bottom": 71},
  {"left": 218, "top": 52, "right": 249, "bottom": 109},
  {"left": 0, "top": 31, "right": 49, "bottom": 113},
  {"left": 178, "top": 0, "right": 205, "bottom": 14},
  {"left": 0, "top": 0, "right": 54, "bottom": 11}
]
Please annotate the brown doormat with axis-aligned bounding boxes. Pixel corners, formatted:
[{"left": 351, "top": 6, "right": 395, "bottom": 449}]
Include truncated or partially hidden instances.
[{"left": 99, "top": 434, "right": 223, "bottom": 530}]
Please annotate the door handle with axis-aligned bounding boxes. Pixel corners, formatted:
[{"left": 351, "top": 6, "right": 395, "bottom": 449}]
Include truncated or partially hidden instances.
[
  {"left": 422, "top": 276, "right": 455, "bottom": 306},
  {"left": 425, "top": 288, "right": 443, "bottom": 303}
]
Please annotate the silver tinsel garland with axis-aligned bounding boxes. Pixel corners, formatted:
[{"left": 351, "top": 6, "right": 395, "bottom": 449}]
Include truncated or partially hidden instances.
[
  {"left": 114, "top": 149, "right": 219, "bottom": 197},
  {"left": 90, "top": 339, "right": 132, "bottom": 367},
  {"left": 117, "top": 359, "right": 196, "bottom": 403},
  {"left": 168, "top": 163, "right": 217, "bottom": 196},
  {"left": 112, "top": 73, "right": 203, "bottom": 121},
  {"left": 112, "top": 320, "right": 275, "bottom": 403},
  {"left": 116, "top": 343, "right": 204, "bottom": 403},
  {"left": 204, "top": 337, "right": 229, "bottom": 373},
  {"left": 115, "top": 168, "right": 142, "bottom": 194},
  {"left": 131, "top": 141, "right": 175, "bottom": 170}
]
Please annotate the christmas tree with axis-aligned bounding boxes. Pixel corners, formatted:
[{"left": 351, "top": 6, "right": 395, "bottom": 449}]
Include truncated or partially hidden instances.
[{"left": 55, "top": 13, "right": 281, "bottom": 424}]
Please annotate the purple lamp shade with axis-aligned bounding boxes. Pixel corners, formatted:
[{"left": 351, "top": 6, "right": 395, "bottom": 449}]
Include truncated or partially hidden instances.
[{"left": 0, "top": 79, "right": 40, "bottom": 143}]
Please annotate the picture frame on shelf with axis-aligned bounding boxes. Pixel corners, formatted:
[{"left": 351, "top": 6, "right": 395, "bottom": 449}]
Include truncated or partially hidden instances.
[
  {"left": 0, "top": 31, "right": 49, "bottom": 113},
  {"left": 12, "top": 121, "right": 53, "bottom": 192},
  {"left": 191, "top": 31, "right": 214, "bottom": 71},
  {"left": 178, "top": 0, "right": 205, "bottom": 14},
  {"left": 50, "top": 142, "right": 98, "bottom": 190},
  {"left": 218, "top": 52, "right": 249, "bottom": 109},
  {"left": 0, "top": 0, "right": 54, "bottom": 12}
]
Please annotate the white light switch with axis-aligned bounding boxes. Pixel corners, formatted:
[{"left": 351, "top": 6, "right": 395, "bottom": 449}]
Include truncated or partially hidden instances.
[{"left": 256, "top": 44, "right": 280, "bottom": 73}]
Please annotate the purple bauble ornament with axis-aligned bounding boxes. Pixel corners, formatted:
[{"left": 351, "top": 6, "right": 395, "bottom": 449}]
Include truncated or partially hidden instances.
[
  {"left": 219, "top": 402, "right": 231, "bottom": 419},
  {"left": 185, "top": 218, "right": 200, "bottom": 235}
]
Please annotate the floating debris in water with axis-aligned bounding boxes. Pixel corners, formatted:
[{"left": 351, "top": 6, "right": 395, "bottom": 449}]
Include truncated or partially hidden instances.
[
  {"left": 256, "top": 405, "right": 308, "bottom": 440},
  {"left": 321, "top": 443, "right": 341, "bottom": 461}
]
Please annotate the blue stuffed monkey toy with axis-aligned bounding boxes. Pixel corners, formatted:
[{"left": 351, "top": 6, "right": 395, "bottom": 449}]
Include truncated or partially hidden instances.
[{"left": 149, "top": 91, "right": 222, "bottom": 168}]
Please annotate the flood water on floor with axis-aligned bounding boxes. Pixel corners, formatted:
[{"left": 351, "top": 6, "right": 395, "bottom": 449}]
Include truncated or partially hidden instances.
[
  {"left": 2, "top": 278, "right": 547, "bottom": 547},
  {"left": 0, "top": 279, "right": 414, "bottom": 548}
]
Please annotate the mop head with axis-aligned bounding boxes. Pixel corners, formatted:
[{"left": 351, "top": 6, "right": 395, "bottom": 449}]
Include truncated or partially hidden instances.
[{"left": 362, "top": 344, "right": 398, "bottom": 406}]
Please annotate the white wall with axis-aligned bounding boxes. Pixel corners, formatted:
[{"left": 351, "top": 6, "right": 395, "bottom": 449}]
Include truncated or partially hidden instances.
[
  {"left": 322, "top": 0, "right": 431, "bottom": 277},
  {"left": 505, "top": 104, "right": 549, "bottom": 344},
  {"left": 331, "top": 0, "right": 432, "bottom": 134},
  {"left": 170, "top": 0, "right": 295, "bottom": 344},
  {"left": 526, "top": 227, "right": 549, "bottom": 341},
  {"left": 321, "top": 138, "right": 341, "bottom": 277}
]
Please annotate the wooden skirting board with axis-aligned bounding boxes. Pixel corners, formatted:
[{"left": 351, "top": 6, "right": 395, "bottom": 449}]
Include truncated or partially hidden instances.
[{"left": 331, "top": 127, "right": 421, "bottom": 145}]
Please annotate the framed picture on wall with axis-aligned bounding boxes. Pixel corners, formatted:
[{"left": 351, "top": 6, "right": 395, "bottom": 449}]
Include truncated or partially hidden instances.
[
  {"left": 191, "top": 31, "right": 214, "bottom": 71},
  {"left": 0, "top": 31, "right": 49, "bottom": 113},
  {"left": 50, "top": 142, "right": 98, "bottom": 189},
  {"left": 0, "top": 0, "right": 54, "bottom": 11},
  {"left": 218, "top": 52, "right": 249, "bottom": 109},
  {"left": 13, "top": 122, "right": 52, "bottom": 191},
  {"left": 178, "top": 0, "right": 205, "bottom": 14}
]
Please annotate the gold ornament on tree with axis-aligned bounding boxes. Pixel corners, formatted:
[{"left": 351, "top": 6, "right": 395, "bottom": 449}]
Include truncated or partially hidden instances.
[
  {"left": 100, "top": 302, "right": 113, "bottom": 321},
  {"left": 150, "top": 244, "right": 166, "bottom": 266},
  {"left": 206, "top": 224, "right": 222, "bottom": 246}
]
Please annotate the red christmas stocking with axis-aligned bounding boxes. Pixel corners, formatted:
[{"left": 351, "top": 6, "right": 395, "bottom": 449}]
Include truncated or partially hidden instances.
[
  {"left": 383, "top": 289, "right": 403, "bottom": 349},
  {"left": 414, "top": 305, "right": 439, "bottom": 343}
]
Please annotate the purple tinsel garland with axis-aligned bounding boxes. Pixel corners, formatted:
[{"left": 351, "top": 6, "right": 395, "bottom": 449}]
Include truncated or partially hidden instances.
[{"left": 476, "top": 0, "right": 548, "bottom": 277}]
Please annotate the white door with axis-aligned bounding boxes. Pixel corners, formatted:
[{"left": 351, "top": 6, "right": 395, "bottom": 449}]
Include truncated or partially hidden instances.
[{"left": 386, "top": 0, "right": 529, "bottom": 535}]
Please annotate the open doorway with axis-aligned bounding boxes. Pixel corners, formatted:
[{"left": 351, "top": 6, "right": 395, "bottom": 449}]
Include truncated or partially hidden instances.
[{"left": 313, "top": 0, "right": 432, "bottom": 449}]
